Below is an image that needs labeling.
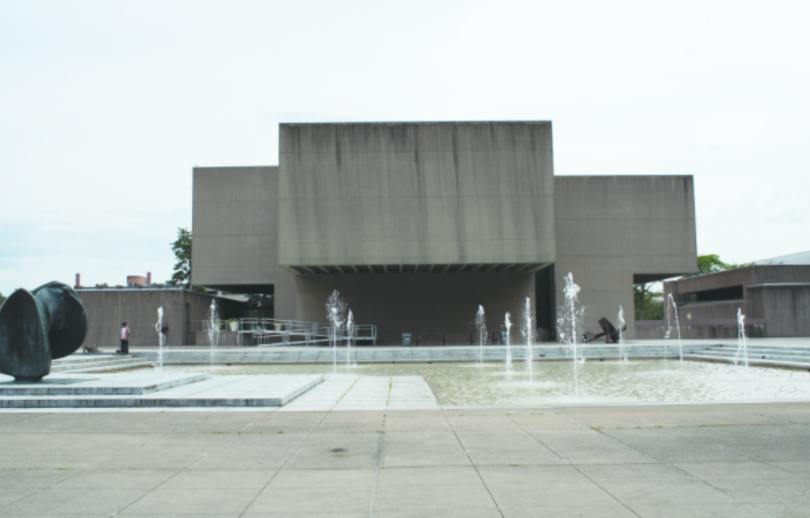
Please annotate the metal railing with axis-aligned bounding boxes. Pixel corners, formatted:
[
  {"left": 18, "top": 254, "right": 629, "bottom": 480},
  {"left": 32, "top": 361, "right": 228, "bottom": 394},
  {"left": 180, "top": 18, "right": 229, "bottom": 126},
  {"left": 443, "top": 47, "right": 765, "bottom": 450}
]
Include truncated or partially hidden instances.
[{"left": 237, "top": 318, "right": 377, "bottom": 347}]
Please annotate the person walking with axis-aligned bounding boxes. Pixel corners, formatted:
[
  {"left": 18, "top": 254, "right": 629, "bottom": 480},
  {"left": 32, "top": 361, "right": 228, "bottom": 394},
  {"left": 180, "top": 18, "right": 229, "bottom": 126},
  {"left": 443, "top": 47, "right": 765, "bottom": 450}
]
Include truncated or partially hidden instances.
[{"left": 117, "top": 322, "right": 130, "bottom": 354}]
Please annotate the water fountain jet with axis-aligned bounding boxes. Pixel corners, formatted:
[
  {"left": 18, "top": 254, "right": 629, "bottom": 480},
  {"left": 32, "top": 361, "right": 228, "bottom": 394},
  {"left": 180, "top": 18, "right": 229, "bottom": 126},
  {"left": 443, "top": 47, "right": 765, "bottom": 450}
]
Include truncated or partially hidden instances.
[
  {"left": 559, "top": 273, "right": 583, "bottom": 397},
  {"left": 735, "top": 308, "right": 749, "bottom": 368},
  {"left": 618, "top": 306, "right": 626, "bottom": 362},
  {"left": 522, "top": 298, "right": 533, "bottom": 382},
  {"left": 504, "top": 313, "right": 513, "bottom": 373},
  {"left": 155, "top": 307, "right": 164, "bottom": 372},
  {"left": 326, "top": 290, "right": 347, "bottom": 374},
  {"left": 208, "top": 300, "right": 219, "bottom": 367},
  {"left": 476, "top": 306, "right": 487, "bottom": 365},
  {"left": 346, "top": 310, "right": 354, "bottom": 367}
]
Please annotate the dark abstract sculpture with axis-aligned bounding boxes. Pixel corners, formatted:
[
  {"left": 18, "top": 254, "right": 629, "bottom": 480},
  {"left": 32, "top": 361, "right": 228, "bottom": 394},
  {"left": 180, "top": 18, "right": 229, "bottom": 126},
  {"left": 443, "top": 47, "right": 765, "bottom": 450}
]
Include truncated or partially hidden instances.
[
  {"left": 0, "top": 282, "right": 88, "bottom": 381},
  {"left": 582, "top": 317, "right": 627, "bottom": 344}
]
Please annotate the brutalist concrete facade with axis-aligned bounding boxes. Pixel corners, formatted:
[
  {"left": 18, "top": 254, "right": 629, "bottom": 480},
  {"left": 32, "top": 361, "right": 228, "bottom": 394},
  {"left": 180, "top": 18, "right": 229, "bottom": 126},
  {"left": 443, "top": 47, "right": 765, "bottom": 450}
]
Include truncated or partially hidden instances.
[
  {"left": 76, "top": 288, "right": 243, "bottom": 347},
  {"left": 192, "top": 121, "right": 698, "bottom": 343},
  {"left": 659, "top": 265, "right": 810, "bottom": 338}
]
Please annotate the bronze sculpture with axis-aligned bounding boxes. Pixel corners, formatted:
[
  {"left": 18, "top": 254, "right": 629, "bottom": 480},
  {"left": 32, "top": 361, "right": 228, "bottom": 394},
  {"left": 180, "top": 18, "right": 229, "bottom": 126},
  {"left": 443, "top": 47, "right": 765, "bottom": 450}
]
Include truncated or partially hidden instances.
[{"left": 0, "top": 282, "right": 88, "bottom": 381}]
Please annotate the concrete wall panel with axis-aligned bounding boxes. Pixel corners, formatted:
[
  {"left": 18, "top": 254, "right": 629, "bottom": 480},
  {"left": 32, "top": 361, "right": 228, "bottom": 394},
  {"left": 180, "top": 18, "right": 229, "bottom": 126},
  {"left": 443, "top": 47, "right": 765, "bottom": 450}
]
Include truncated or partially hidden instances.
[
  {"left": 192, "top": 166, "right": 297, "bottom": 317},
  {"left": 555, "top": 176, "right": 697, "bottom": 338},
  {"left": 279, "top": 122, "right": 556, "bottom": 267}
]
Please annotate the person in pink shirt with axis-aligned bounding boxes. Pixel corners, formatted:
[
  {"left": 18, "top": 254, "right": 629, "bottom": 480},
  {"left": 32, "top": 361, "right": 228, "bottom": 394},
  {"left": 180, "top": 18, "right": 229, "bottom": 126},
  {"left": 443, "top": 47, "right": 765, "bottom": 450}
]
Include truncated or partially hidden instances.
[{"left": 117, "top": 322, "right": 130, "bottom": 354}]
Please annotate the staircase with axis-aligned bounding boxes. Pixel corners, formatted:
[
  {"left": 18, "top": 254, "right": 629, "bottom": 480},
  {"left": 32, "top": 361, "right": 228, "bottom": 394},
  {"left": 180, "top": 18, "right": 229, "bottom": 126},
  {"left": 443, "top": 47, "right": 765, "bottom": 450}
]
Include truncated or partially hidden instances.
[
  {"left": 52, "top": 354, "right": 155, "bottom": 374},
  {"left": 686, "top": 343, "right": 810, "bottom": 370}
]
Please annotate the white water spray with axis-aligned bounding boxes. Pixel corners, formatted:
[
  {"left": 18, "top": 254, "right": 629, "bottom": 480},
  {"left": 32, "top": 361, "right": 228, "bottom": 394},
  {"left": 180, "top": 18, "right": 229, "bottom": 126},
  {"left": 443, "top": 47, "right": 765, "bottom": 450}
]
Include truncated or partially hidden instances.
[
  {"left": 559, "top": 273, "right": 583, "bottom": 397},
  {"left": 735, "top": 308, "right": 749, "bottom": 368},
  {"left": 618, "top": 305, "right": 626, "bottom": 362},
  {"left": 326, "top": 290, "right": 347, "bottom": 374},
  {"left": 667, "top": 294, "right": 684, "bottom": 365},
  {"left": 522, "top": 298, "right": 533, "bottom": 382},
  {"left": 346, "top": 310, "right": 354, "bottom": 367},
  {"left": 476, "top": 305, "right": 487, "bottom": 365},
  {"left": 154, "top": 307, "right": 164, "bottom": 372},
  {"left": 504, "top": 312, "right": 513, "bottom": 373},
  {"left": 208, "top": 300, "right": 219, "bottom": 367}
]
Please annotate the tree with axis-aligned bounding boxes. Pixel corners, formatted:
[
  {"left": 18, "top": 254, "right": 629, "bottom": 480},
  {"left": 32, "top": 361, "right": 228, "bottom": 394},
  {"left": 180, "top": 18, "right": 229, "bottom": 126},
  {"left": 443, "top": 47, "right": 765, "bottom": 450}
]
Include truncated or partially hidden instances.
[
  {"left": 634, "top": 283, "right": 664, "bottom": 321},
  {"left": 683, "top": 254, "right": 746, "bottom": 278},
  {"left": 248, "top": 293, "right": 273, "bottom": 308},
  {"left": 0, "top": 291, "right": 6, "bottom": 306},
  {"left": 168, "top": 227, "right": 207, "bottom": 292}
]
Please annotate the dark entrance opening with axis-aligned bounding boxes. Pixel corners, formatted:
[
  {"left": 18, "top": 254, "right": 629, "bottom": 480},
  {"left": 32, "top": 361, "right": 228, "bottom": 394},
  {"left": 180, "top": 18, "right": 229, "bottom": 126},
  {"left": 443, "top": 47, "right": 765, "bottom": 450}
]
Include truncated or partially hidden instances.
[{"left": 535, "top": 265, "right": 555, "bottom": 341}]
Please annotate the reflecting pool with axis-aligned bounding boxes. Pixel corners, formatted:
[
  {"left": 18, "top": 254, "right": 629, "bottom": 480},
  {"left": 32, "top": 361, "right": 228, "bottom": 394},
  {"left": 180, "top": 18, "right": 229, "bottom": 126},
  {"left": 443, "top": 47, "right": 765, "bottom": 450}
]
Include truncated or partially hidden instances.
[{"left": 157, "top": 360, "right": 810, "bottom": 407}]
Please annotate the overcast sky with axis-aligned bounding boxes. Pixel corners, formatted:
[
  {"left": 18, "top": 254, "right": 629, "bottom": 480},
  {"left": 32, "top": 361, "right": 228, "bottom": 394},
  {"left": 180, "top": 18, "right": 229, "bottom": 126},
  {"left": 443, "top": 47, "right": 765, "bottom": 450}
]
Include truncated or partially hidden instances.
[{"left": 1, "top": 0, "right": 808, "bottom": 296}]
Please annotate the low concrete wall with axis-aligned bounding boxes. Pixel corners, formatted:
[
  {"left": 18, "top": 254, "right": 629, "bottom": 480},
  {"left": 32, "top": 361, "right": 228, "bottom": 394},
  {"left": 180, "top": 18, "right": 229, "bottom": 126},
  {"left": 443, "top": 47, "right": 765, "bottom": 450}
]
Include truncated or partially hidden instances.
[{"left": 635, "top": 323, "right": 765, "bottom": 340}]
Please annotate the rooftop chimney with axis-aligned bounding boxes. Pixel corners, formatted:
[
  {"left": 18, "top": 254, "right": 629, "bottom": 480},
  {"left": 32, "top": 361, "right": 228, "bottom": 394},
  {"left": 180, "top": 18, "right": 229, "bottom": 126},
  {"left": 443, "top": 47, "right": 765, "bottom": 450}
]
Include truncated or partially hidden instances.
[
  {"left": 146, "top": 272, "right": 152, "bottom": 286},
  {"left": 75, "top": 273, "right": 81, "bottom": 288}
]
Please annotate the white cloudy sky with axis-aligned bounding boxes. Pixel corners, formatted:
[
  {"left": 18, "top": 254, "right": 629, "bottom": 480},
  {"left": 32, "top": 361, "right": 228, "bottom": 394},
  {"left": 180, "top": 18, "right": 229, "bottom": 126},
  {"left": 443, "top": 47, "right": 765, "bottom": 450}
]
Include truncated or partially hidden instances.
[{"left": 1, "top": 0, "right": 808, "bottom": 296}]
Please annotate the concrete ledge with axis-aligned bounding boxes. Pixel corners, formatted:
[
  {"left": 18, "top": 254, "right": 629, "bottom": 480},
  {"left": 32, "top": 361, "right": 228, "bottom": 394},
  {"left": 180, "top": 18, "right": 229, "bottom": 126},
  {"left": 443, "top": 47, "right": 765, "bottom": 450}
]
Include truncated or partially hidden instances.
[
  {"left": 0, "top": 373, "right": 209, "bottom": 396},
  {"left": 0, "top": 374, "right": 324, "bottom": 408}
]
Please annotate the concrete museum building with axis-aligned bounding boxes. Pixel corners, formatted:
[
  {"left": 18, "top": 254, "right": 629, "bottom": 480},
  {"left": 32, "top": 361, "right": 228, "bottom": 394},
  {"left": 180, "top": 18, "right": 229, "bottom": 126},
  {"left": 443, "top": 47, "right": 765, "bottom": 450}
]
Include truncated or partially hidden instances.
[{"left": 192, "top": 122, "right": 697, "bottom": 344}]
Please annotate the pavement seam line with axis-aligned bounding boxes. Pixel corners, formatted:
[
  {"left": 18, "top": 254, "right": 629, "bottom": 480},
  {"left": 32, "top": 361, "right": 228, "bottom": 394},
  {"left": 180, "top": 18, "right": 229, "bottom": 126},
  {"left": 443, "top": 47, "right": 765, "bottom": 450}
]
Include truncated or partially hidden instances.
[
  {"left": 113, "top": 410, "right": 266, "bottom": 516},
  {"left": 237, "top": 406, "right": 334, "bottom": 518},
  {"left": 444, "top": 410, "right": 506, "bottom": 518},
  {"left": 0, "top": 409, "right": 216, "bottom": 514},
  {"left": 506, "top": 412, "right": 643, "bottom": 518},
  {"left": 368, "top": 376, "right": 391, "bottom": 518},
  {"left": 564, "top": 412, "right": 780, "bottom": 518}
]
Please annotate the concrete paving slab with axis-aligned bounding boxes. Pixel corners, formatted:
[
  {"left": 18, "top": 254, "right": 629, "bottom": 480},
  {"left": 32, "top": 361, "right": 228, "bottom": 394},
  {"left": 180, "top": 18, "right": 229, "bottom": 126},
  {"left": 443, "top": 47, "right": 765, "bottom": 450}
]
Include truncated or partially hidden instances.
[
  {"left": 373, "top": 482, "right": 496, "bottom": 511},
  {"left": 454, "top": 431, "right": 564, "bottom": 466},
  {"left": 247, "top": 485, "right": 373, "bottom": 514},
  {"left": 124, "top": 487, "right": 260, "bottom": 514},
  {"left": 499, "top": 507, "right": 637, "bottom": 518},
  {"left": 1, "top": 487, "right": 146, "bottom": 514},
  {"left": 381, "top": 431, "right": 471, "bottom": 468},
  {"left": 627, "top": 504, "right": 769, "bottom": 518}
]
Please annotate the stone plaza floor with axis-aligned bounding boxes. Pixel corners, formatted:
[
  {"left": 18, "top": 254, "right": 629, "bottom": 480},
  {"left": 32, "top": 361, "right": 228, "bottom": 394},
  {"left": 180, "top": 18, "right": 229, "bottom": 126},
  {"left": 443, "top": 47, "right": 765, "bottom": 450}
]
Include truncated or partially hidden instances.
[{"left": 0, "top": 401, "right": 807, "bottom": 517}]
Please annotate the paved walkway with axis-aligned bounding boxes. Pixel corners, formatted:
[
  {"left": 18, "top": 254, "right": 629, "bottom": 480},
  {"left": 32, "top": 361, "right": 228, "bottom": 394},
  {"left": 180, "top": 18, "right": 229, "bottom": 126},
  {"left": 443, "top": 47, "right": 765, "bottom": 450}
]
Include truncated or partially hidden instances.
[{"left": 0, "top": 402, "right": 807, "bottom": 516}]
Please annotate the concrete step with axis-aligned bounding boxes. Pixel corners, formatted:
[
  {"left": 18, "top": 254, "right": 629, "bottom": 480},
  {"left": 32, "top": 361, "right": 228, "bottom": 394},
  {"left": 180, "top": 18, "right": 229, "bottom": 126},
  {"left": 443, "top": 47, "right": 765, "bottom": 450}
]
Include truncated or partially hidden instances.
[
  {"left": 698, "top": 349, "right": 810, "bottom": 363},
  {"left": 53, "top": 356, "right": 148, "bottom": 368},
  {"left": 54, "top": 360, "right": 155, "bottom": 374},
  {"left": 708, "top": 346, "right": 810, "bottom": 356},
  {"left": 685, "top": 353, "right": 810, "bottom": 370}
]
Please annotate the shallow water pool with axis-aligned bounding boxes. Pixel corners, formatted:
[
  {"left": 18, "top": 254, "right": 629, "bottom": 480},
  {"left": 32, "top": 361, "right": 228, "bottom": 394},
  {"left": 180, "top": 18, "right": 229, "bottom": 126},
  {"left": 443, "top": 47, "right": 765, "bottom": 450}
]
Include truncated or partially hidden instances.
[{"left": 156, "top": 359, "right": 810, "bottom": 407}]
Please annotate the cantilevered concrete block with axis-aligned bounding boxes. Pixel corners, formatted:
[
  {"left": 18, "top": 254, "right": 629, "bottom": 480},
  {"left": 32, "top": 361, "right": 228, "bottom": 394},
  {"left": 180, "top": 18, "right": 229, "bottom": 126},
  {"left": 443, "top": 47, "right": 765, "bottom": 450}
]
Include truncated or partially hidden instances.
[{"left": 279, "top": 122, "right": 556, "bottom": 268}]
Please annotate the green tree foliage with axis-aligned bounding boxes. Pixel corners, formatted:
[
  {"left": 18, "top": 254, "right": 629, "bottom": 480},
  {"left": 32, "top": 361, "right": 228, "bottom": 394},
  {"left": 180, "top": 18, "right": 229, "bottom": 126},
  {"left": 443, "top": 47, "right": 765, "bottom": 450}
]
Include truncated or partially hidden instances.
[
  {"left": 248, "top": 293, "right": 273, "bottom": 308},
  {"left": 168, "top": 227, "right": 207, "bottom": 293},
  {"left": 169, "top": 227, "right": 192, "bottom": 288},
  {"left": 634, "top": 283, "right": 664, "bottom": 321},
  {"left": 0, "top": 291, "right": 6, "bottom": 306},
  {"left": 684, "top": 254, "right": 745, "bottom": 278}
]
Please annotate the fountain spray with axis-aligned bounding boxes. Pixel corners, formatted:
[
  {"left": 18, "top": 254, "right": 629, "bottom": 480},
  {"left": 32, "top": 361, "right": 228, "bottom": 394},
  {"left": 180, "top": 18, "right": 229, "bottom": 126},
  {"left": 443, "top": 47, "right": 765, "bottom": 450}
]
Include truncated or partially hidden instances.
[
  {"left": 522, "top": 298, "right": 533, "bottom": 382},
  {"left": 326, "top": 290, "right": 347, "bottom": 374},
  {"left": 476, "top": 305, "right": 487, "bottom": 365},
  {"left": 735, "top": 308, "right": 749, "bottom": 368},
  {"left": 208, "top": 300, "right": 219, "bottom": 367},
  {"left": 618, "top": 305, "right": 625, "bottom": 362},
  {"left": 667, "top": 294, "right": 684, "bottom": 365},
  {"left": 346, "top": 310, "right": 354, "bottom": 367},
  {"left": 504, "top": 312, "right": 513, "bottom": 373},
  {"left": 560, "top": 273, "right": 583, "bottom": 397},
  {"left": 154, "top": 307, "right": 164, "bottom": 372}
]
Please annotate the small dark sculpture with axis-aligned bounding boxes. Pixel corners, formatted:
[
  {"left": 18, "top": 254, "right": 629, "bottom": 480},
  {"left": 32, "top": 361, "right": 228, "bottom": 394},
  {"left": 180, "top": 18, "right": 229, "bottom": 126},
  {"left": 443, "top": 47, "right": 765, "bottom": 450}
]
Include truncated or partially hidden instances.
[
  {"left": 582, "top": 317, "right": 627, "bottom": 344},
  {"left": 0, "top": 282, "right": 88, "bottom": 382}
]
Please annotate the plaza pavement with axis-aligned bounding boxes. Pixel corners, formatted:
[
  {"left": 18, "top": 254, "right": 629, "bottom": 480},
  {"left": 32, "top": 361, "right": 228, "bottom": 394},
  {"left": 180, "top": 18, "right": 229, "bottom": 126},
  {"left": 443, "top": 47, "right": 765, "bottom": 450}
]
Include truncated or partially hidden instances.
[{"left": 0, "top": 401, "right": 807, "bottom": 517}]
